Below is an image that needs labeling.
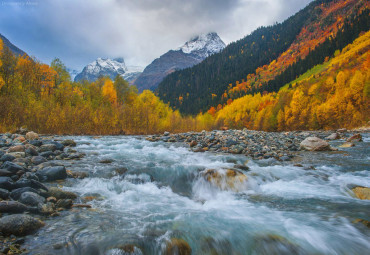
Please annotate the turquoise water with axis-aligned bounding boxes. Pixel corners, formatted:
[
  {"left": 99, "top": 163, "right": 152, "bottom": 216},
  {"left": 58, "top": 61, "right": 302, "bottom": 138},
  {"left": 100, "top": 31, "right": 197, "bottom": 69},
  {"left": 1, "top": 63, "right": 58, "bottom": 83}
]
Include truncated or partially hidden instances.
[{"left": 24, "top": 134, "right": 370, "bottom": 254}]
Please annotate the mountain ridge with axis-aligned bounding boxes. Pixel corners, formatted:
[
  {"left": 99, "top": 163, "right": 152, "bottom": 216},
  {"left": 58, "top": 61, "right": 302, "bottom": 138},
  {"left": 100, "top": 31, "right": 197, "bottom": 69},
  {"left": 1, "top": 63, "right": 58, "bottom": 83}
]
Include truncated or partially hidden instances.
[{"left": 133, "top": 32, "right": 225, "bottom": 92}]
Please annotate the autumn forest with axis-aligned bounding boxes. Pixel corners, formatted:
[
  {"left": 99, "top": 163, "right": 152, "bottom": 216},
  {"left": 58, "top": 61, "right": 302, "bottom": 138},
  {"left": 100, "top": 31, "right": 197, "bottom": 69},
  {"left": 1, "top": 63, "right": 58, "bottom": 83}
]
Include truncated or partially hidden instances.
[{"left": 0, "top": 0, "right": 369, "bottom": 135}]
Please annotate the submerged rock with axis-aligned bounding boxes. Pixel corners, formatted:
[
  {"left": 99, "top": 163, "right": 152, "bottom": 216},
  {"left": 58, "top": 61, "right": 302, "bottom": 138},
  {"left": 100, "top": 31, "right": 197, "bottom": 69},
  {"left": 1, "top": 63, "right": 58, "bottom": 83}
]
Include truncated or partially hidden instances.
[
  {"left": 352, "top": 187, "right": 370, "bottom": 200},
  {"left": 339, "top": 142, "right": 355, "bottom": 148},
  {"left": 165, "top": 238, "right": 191, "bottom": 255},
  {"left": 299, "top": 137, "right": 331, "bottom": 151},
  {"left": 203, "top": 169, "right": 248, "bottom": 192},
  {"left": 0, "top": 214, "right": 44, "bottom": 236},
  {"left": 253, "top": 234, "right": 305, "bottom": 255}
]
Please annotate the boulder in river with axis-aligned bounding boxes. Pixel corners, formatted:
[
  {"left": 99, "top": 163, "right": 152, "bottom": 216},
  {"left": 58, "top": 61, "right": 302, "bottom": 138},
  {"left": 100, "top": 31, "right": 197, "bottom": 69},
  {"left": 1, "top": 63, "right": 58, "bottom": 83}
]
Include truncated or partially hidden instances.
[
  {"left": 326, "top": 133, "right": 340, "bottom": 140},
  {"left": 339, "top": 142, "right": 355, "bottom": 148},
  {"left": 165, "top": 238, "right": 191, "bottom": 255},
  {"left": 36, "top": 166, "right": 67, "bottom": 181},
  {"left": 347, "top": 134, "right": 362, "bottom": 142},
  {"left": 10, "top": 187, "right": 41, "bottom": 200},
  {"left": 1, "top": 161, "right": 25, "bottom": 174},
  {"left": 55, "top": 199, "right": 73, "bottom": 209},
  {"left": 299, "top": 137, "right": 331, "bottom": 151},
  {"left": 203, "top": 169, "right": 248, "bottom": 192},
  {"left": 352, "top": 187, "right": 370, "bottom": 200},
  {"left": 39, "top": 144, "right": 57, "bottom": 152},
  {"left": 0, "top": 214, "right": 44, "bottom": 236},
  {"left": 61, "top": 139, "right": 76, "bottom": 147}
]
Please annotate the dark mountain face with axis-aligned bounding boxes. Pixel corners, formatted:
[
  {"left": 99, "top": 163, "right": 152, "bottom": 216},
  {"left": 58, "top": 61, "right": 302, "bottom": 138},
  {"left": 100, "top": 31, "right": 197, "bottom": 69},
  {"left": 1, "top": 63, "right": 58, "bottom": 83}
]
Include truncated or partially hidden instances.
[
  {"left": 134, "top": 32, "right": 225, "bottom": 92},
  {"left": 0, "top": 34, "right": 27, "bottom": 56}
]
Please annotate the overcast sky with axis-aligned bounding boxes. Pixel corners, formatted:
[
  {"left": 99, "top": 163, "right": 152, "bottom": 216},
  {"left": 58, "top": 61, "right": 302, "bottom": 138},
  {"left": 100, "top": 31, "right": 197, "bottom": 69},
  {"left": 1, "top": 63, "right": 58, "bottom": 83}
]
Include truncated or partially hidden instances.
[{"left": 0, "top": 0, "right": 313, "bottom": 70}]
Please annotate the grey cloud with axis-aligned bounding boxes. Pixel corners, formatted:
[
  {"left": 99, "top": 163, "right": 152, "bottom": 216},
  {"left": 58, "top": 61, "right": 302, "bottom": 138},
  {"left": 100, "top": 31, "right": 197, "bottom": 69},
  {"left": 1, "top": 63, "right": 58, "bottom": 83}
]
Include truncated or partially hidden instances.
[{"left": 0, "top": 0, "right": 313, "bottom": 70}]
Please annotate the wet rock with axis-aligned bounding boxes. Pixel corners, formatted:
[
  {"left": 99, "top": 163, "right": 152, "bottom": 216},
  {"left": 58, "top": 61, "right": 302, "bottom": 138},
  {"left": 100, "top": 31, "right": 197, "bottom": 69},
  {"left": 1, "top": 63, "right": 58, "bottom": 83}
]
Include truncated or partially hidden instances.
[
  {"left": 12, "top": 179, "right": 48, "bottom": 191},
  {"left": 38, "top": 202, "right": 56, "bottom": 215},
  {"left": 339, "top": 142, "right": 355, "bottom": 148},
  {"left": 47, "top": 141, "right": 65, "bottom": 151},
  {"left": 347, "top": 134, "right": 362, "bottom": 142},
  {"left": 203, "top": 169, "right": 248, "bottom": 192},
  {"left": 163, "top": 131, "right": 170, "bottom": 136},
  {"left": 67, "top": 170, "right": 88, "bottom": 179},
  {"left": 10, "top": 187, "right": 40, "bottom": 200},
  {"left": 99, "top": 158, "right": 114, "bottom": 164},
  {"left": 22, "top": 172, "right": 39, "bottom": 181},
  {"left": 14, "top": 136, "right": 26, "bottom": 143},
  {"left": 299, "top": 137, "right": 331, "bottom": 151},
  {"left": 47, "top": 187, "right": 77, "bottom": 200},
  {"left": 36, "top": 166, "right": 67, "bottom": 181},
  {"left": 25, "top": 131, "right": 39, "bottom": 140},
  {"left": 326, "top": 133, "right": 340, "bottom": 140},
  {"left": 352, "top": 187, "right": 370, "bottom": 200},
  {"left": 55, "top": 199, "right": 73, "bottom": 209},
  {"left": 253, "top": 234, "right": 304, "bottom": 255},
  {"left": 61, "top": 139, "right": 76, "bottom": 147},
  {"left": 0, "top": 176, "right": 14, "bottom": 190},
  {"left": 0, "top": 153, "right": 16, "bottom": 162},
  {"left": 39, "top": 144, "right": 57, "bottom": 152},
  {"left": 165, "top": 238, "right": 191, "bottom": 255},
  {"left": 8, "top": 145, "right": 25, "bottom": 153},
  {"left": 19, "top": 191, "right": 45, "bottom": 206},
  {"left": 31, "top": 156, "right": 47, "bottom": 165},
  {"left": 0, "top": 214, "right": 44, "bottom": 236},
  {"left": 0, "top": 201, "right": 28, "bottom": 213},
  {"left": 0, "top": 188, "right": 9, "bottom": 199}
]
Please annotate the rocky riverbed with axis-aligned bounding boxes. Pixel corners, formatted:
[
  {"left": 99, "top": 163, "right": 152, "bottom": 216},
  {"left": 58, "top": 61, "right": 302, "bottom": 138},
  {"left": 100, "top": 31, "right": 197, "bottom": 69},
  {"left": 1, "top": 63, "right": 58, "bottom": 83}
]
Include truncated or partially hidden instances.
[
  {"left": 146, "top": 128, "right": 365, "bottom": 160},
  {"left": 0, "top": 128, "right": 87, "bottom": 254},
  {"left": 0, "top": 127, "right": 369, "bottom": 254}
]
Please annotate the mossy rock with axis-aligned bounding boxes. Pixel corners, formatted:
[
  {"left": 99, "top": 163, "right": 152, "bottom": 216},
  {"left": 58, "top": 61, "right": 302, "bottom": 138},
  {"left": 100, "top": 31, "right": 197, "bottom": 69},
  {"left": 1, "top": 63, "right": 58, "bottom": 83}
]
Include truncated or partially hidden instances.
[
  {"left": 352, "top": 187, "right": 370, "bottom": 200},
  {"left": 165, "top": 238, "right": 192, "bottom": 255}
]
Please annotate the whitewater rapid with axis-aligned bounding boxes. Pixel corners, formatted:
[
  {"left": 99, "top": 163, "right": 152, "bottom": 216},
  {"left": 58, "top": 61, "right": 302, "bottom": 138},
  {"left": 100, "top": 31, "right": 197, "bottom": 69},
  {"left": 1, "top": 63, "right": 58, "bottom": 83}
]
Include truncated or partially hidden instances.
[{"left": 24, "top": 135, "right": 370, "bottom": 254}]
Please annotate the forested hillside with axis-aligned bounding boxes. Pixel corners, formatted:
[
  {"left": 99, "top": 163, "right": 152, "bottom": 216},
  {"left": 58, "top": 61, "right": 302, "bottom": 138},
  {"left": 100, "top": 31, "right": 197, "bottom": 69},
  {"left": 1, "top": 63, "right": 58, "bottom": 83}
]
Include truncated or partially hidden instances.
[
  {"left": 156, "top": 0, "right": 369, "bottom": 115},
  {"left": 216, "top": 30, "right": 370, "bottom": 130}
]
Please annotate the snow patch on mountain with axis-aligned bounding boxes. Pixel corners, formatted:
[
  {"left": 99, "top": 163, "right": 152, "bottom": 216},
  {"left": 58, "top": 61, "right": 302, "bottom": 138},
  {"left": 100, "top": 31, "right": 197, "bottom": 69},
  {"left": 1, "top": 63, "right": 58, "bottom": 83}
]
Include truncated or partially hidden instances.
[{"left": 178, "top": 32, "right": 226, "bottom": 59}]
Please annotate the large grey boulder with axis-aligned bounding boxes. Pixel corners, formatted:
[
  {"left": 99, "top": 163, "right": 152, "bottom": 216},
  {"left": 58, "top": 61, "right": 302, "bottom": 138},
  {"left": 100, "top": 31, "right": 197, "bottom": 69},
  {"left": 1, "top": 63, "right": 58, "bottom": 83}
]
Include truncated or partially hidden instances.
[
  {"left": 36, "top": 166, "right": 67, "bottom": 181},
  {"left": 300, "top": 137, "right": 331, "bottom": 151},
  {"left": 0, "top": 214, "right": 44, "bottom": 236}
]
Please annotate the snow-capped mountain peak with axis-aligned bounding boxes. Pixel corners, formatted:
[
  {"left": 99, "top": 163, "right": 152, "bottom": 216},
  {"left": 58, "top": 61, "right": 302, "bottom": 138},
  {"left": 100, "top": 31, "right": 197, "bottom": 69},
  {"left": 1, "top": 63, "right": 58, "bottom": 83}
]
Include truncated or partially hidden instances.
[{"left": 178, "top": 32, "right": 226, "bottom": 59}]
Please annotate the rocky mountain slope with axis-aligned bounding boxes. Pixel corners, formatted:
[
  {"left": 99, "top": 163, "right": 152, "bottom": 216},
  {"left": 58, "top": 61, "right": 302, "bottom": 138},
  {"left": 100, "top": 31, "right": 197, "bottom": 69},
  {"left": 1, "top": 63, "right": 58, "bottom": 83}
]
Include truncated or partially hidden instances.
[
  {"left": 74, "top": 57, "right": 143, "bottom": 83},
  {"left": 0, "top": 33, "right": 27, "bottom": 56},
  {"left": 134, "top": 32, "right": 225, "bottom": 92}
]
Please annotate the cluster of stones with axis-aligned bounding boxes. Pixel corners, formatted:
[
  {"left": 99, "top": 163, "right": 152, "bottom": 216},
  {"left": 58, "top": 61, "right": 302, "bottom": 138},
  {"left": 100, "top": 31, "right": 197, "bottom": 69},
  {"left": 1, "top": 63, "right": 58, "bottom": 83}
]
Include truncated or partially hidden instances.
[
  {"left": 0, "top": 128, "right": 87, "bottom": 254},
  {"left": 146, "top": 129, "right": 364, "bottom": 160}
]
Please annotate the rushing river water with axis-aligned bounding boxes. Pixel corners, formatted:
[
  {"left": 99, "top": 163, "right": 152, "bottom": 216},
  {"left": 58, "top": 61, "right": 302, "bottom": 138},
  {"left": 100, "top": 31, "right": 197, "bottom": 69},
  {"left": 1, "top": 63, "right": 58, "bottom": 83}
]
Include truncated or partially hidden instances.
[{"left": 24, "top": 134, "right": 369, "bottom": 255}]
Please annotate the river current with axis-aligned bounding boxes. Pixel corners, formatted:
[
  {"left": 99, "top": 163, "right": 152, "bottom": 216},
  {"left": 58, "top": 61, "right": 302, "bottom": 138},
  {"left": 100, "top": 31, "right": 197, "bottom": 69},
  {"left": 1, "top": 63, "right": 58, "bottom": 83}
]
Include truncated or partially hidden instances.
[{"left": 24, "top": 134, "right": 369, "bottom": 254}]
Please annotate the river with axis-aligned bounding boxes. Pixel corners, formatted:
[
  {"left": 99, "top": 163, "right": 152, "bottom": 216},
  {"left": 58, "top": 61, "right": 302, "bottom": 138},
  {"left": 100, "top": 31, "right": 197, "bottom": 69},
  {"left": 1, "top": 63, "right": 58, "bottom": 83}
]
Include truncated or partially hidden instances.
[{"left": 23, "top": 134, "right": 370, "bottom": 254}]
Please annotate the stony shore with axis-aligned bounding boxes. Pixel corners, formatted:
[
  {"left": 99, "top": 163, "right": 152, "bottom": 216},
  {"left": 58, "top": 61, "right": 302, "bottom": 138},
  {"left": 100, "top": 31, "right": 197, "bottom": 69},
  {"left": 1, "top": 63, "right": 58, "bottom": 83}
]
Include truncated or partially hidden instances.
[
  {"left": 146, "top": 128, "right": 367, "bottom": 161},
  {"left": 0, "top": 128, "right": 86, "bottom": 254}
]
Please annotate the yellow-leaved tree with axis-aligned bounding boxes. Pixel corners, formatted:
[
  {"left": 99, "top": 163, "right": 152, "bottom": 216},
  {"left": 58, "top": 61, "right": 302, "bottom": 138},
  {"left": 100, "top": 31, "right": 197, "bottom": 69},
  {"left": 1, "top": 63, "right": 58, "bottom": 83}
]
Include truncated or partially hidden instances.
[{"left": 102, "top": 78, "right": 117, "bottom": 105}]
